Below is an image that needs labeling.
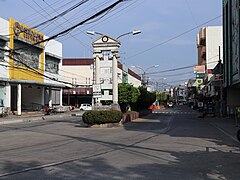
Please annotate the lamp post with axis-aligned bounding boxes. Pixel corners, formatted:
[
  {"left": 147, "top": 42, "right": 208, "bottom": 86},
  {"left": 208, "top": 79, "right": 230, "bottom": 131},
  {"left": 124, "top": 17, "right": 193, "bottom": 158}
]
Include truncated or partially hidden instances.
[
  {"left": 87, "top": 30, "right": 141, "bottom": 39},
  {"left": 131, "top": 65, "right": 159, "bottom": 87},
  {"left": 88, "top": 30, "right": 141, "bottom": 110}
]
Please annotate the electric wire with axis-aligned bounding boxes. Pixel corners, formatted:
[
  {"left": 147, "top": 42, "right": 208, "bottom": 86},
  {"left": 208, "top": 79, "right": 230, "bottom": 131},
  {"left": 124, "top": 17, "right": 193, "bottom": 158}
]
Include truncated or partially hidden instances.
[
  {"left": 184, "top": 0, "right": 198, "bottom": 27},
  {"left": 4, "top": 55, "right": 89, "bottom": 86},
  {"left": 28, "top": 0, "right": 92, "bottom": 52},
  {"left": 31, "top": 0, "right": 90, "bottom": 30},
  {"left": 127, "top": 15, "right": 222, "bottom": 59},
  {"left": 0, "top": 0, "right": 221, "bottom": 86},
  {"left": 62, "top": 0, "right": 141, "bottom": 41},
  {"left": 12, "top": 0, "right": 128, "bottom": 52}
]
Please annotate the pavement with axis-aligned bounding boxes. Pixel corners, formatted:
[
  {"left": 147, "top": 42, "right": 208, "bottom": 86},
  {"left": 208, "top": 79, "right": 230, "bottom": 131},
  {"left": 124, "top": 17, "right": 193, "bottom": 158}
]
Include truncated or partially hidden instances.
[
  {"left": 0, "top": 107, "right": 239, "bottom": 143},
  {"left": 207, "top": 115, "right": 240, "bottom": 143},
  {"left": 0, "top": 109, "right": 83, "bottom": 125}
]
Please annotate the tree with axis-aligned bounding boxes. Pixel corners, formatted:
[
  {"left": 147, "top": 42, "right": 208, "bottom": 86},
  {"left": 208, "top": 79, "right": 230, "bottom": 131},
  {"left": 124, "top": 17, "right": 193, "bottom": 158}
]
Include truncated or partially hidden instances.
[
  {"left": 135, "top": 86, "right": 156, "bottom": 111},
  {"left": 118, "top": 83, "right": 140, "bottom": 112},
  {"left": 156, "top": 92, "right": 170, "bottom": 105}
]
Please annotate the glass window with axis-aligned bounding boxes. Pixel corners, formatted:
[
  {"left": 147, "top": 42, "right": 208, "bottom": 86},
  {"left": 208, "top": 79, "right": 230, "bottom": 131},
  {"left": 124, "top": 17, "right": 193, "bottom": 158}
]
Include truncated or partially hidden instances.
[
  {"left": 45, "top": 55, "right": 60, "bottom": 74},
  {"left": 0, "top": 40, "right": 6, "bottom": 62},
  {"left": 14, "top": 40, "right": 41, "bottom": 69}
]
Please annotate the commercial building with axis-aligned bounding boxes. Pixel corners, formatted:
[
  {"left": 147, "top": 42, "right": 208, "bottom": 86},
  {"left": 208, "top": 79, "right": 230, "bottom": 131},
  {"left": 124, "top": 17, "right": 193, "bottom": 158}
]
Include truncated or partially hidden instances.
[
  {"left": 223, "top": 0, "right": 240, "bottom": 114},
  {"left": 196, "top": 26, "right": 223, "bottom": 98},
  {"left": 0, "top": 17, "right": 63, "bottom": 115}
]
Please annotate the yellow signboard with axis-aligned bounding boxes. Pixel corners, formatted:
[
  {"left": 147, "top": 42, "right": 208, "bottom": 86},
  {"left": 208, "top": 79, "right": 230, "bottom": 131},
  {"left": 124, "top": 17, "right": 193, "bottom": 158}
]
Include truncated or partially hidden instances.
[{"left": 9, "top": 18, "right": 44, "bottom": 82}]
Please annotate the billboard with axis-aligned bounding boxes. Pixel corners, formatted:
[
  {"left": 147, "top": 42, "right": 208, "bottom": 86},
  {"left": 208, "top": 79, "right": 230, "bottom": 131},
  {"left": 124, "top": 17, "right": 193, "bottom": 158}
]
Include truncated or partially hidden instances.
[
  {"left": 9, "top": 18, "right": 44, "bottom": 82},
  {"left": 194, "top": 65, "right": 205, "bottom": 74}
]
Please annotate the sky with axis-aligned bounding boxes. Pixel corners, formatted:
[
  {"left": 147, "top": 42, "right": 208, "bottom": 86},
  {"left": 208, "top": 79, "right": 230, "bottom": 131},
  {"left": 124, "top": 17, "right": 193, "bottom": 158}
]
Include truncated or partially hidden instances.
[{"left": 0, "top": 0, "right": 222, "bottom": 87}]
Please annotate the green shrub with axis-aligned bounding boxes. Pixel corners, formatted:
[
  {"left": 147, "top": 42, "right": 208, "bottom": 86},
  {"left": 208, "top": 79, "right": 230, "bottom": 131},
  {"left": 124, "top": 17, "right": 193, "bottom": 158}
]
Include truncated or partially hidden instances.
[{"left": 82, "top": 110, "right": 123, "bottom": 125}]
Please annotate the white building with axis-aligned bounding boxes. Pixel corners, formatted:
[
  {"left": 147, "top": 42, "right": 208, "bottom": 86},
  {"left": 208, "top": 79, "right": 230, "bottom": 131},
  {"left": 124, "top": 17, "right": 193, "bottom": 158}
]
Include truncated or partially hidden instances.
[
  {"left": 61, "top": 58, "right": 141, "bottom": 107},
  {"left": 0, "top": 17, "right": 63, "bottom": 115},
  {"left": 196, "top": 26, "right": 223, "bottom": 98},
  {"left": 205, "top": 26, "right": 223, "bottom": 70},
  {"left": 197, "top": 26, "right": 223, "bottom": 80}
]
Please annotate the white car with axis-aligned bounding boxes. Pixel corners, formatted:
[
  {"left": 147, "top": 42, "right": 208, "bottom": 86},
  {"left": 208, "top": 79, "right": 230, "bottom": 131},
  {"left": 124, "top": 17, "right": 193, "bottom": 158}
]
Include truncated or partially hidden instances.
[{"left": 80, "top": 103, "right": 92, "bottom": 111}]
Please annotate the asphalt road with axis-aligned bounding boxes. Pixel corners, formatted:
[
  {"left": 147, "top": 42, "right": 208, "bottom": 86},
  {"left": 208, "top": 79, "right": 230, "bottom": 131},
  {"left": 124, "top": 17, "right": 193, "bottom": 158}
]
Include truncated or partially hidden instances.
[{"left": 0, "top": 106, "right": 239, "bottom": 179}]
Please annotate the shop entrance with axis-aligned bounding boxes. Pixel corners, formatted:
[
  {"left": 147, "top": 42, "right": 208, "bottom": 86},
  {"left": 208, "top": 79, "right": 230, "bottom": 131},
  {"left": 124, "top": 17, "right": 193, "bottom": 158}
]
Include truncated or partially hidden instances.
[{"left": 10, "top": 86, "right": 17, "bottom": 111}]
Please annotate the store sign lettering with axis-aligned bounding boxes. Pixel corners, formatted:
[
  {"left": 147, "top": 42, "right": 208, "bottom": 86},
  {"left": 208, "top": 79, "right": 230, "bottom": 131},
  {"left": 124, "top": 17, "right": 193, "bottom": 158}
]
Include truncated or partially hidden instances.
[{"left": 13, "top": 22, "right": 43, "bottom": 43}]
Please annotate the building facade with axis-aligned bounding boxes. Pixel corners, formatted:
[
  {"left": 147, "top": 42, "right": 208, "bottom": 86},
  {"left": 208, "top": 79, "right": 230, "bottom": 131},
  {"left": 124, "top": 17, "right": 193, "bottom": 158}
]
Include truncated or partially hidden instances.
[
  {"left": 196, "top": 26, "right": 223, "bottom": 98},
  {"left": 223, "top": 0, "right": 240, "bottom": 112},
  {"left": 0, "top": 18, "right": 63, "bottom": 115},
  {"left": 61, "top": 58, "right": 141, "bottom": 107}
]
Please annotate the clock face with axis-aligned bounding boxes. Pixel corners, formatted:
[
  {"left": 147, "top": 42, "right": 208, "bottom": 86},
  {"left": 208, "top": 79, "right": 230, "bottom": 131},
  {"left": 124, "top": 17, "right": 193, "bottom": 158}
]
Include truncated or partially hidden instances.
[{"left": 102, "top": 36, "right": 108, "bottom": 42}]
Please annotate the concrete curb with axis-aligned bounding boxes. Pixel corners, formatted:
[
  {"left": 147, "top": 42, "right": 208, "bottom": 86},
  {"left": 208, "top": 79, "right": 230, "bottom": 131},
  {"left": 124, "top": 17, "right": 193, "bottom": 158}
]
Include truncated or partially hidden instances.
[
  {"left": 90, "top": 122, "right": 123, "bottom": 128},
  {"left": 0, "top": 113, "right": 76, "bottom": 125}
]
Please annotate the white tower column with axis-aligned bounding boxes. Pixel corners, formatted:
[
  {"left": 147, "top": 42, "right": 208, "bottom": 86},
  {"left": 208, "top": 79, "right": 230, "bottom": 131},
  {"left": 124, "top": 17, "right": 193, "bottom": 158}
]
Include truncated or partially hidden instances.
[
  {"left": 60, "top": 88, "right": 63, "bottom": 106},
  {"left": 17, "top": 84, "right": 21, "bottom": 116},
  {"left": 112, "top": 54, "right": 118, "bottom": 104},
  {"left": 95, "top": 54, "right": 101, "bottom": 103},
  {"left": 49, "top": 88, "right": 52, "bottom": 108},
  {"left": 5, "top": 83, "right": 11, "bottom": 108},
  {"left": 95, "top": 55, "right": 101, "bottom": 84},
  {"left": 41, "top": 87, "right": 45, "bottom": 106}
]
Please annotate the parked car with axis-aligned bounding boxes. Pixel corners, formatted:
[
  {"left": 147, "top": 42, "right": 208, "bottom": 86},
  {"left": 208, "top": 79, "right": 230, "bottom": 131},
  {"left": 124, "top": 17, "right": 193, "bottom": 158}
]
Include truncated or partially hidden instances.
[
  {"left": 80, "top": 103, "right": 92, "bottom": 111},
  {"left": 167, "top": 101, "right": 174, "bottom": 108}
]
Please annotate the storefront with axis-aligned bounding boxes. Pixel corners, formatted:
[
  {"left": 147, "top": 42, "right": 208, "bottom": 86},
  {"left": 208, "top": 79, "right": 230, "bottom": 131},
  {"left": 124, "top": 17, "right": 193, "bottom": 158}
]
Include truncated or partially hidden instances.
[{"left": 0, "top": 17, "right": 64, "bottom": 115}]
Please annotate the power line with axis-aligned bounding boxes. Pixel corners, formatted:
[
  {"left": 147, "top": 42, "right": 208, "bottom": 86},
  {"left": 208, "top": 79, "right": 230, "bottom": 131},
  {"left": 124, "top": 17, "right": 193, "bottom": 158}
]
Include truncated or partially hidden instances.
[
  {"left": 29, "top": 0, "right": 93, "bottom": 52},
  {"left": 127, "top": 15, "right": 222, "bottom": 59},
  {"left": 65, "top": 0, "right": 142, "bottom": 40},
  {"left": 13, "top": 0, "right": 128, "bottom": 51},
  {"left": 3, "top": 56, "right": 88, "bottom": 87},
  {"left": 31, "top": 0, "right": 90, "bottom": 29},
  {"left": 139, "top": 55, "right": 220, "bottom": 76},
  {"left": 184, "top": 0, "right": 198, "bottom": 27},
  {"left": 145, "top": 65, "right": 194, "bottom": 75},
  {"left": 22, "top": 0, "right": 70, "bottom": 24}
]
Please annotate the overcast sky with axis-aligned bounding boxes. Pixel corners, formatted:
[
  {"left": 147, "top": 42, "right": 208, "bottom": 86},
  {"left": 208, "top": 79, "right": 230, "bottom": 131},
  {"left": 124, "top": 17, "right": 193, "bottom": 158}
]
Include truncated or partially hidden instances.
[{"left": 0, "top": 0, "right": 222, "bottom": 86}]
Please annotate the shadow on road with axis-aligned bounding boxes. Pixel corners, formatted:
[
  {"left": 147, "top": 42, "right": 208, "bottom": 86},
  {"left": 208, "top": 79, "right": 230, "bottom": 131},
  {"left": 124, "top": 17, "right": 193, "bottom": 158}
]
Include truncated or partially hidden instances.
[
  {"left": 1, "top": 147, "right": 240, "bottom": 179},
  {"left": 0, "top": 106, "right": 240, "bottom": 179}
]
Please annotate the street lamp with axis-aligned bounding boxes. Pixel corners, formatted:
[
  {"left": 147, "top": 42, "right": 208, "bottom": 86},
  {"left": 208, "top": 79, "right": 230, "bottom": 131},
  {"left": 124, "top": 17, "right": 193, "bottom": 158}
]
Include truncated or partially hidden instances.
[
  {"left": 87, "top": 30, "right": 141, "bottom": 39},
  {"left": 116, "top": 30, "right": 141, "bottom": 39},
  {"left": 87, "top": 30, "right": 141, "bottom": 110},
  {"left": 86, "top": 31, "right": 104, "bottom": 36}
]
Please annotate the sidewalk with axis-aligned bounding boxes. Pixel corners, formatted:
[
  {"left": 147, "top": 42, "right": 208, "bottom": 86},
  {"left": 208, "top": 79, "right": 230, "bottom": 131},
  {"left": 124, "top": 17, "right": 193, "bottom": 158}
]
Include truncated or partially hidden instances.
[
  {"left": 207, "top": 115, "right": 240, "bottom": 143},
  {"left": 0, "top": 110, "right": 82, "bottom": 125}
]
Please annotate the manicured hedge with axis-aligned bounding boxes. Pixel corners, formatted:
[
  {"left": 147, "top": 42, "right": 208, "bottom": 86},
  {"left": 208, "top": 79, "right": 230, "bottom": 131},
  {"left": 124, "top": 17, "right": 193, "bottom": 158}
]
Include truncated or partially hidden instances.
[{"left": 82, "top": 110, "right": 123, "bottom": 125}]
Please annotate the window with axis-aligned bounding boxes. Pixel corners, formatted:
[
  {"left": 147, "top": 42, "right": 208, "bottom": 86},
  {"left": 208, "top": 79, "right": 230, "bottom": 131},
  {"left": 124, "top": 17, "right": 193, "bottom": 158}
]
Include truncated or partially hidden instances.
[
  {"left": 14, "top": 40, "right": 41, "bottom": 69},
  {"left": 45, "top": 55, "right": 60, "bottom": 74},
  {"left": 102, "top": 50, "right": 111, "bottom": 56},
  {"left": 101, "top": 67, "right": 111, "bottom": 74},
  {"left": 0, "top": 40, "right": 6, "bottom": 62}
]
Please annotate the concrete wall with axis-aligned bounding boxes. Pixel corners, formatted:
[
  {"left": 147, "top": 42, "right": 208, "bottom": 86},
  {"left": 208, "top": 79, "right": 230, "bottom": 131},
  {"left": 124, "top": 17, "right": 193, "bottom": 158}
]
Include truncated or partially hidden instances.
[
  {"left": 44, "top": 37, "right": 62, "bottom": 58},
  {"left": 128, "top": 74, "right": 141, "bottom": 87},
  {"left": 44, "top": 38, "right": 63, "bottom": 87},
  {"left": 227, "top": 87, "right": 240, "bottom": 107},
  {"left": 61, "top": 66, "right": 93, "bottom": 85},
  {"left": 0, "top": 85, "right": 5, "bottom": 106},
  {"left": 206, "top": 26, "right": 223, "bottom": 70},
  {"left": 0, "top": 18, "right": 9, "bottom": 80}
]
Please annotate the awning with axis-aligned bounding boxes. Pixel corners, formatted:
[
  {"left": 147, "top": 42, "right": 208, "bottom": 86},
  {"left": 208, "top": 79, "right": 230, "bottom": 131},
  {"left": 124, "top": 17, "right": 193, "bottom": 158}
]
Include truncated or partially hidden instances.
[{"left": 212, "top": 62, "right": 223, "bottom": 74}]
